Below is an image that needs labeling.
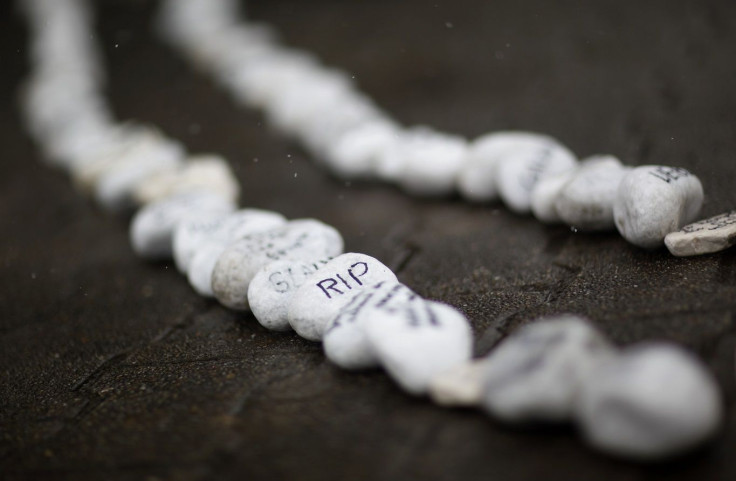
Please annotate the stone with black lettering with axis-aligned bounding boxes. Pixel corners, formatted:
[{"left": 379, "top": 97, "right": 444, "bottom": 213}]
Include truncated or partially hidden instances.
[
  {"left": 664, "top": 210, "right": 736, "bottom": 256},
  {"left": 248, "top": 257, "right": 332, "bottom": 331},
  {"left": 576, "top": 343, "right": 723, "bottom": 459},
  {"left": 614, "top": 165, "right": 704, "bottom": 248},
  {"left": 495, "top": 138, "right": 578, "bottom": 214},
  {"left": 555, "top": 155, "right": 629, "bottom": 231},
  {"left": 364, "top": 301, "right": 473, "bottom": 395},
  {"left": 173, "top": 208, "right": 286, "bottom": 273},
  {"left": 480, "top": 315, "right": 615, "bottom": 423},
  {"left": 458, "top": 131, "right": 555, "bottom": 203},
  {"left": 287, "top": 253, "right": 398, "bottom": 341},
  {"left": 211, "top": 219, "right": 344, "bottom": 310},
  {"left": 129, "top": 192, "right": 236, "bottom": 260},
  {"left": 323, "top": 281, "right": 420, "bottom": 369}
]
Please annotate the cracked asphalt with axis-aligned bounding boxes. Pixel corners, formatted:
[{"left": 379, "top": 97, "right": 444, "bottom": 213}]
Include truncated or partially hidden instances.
[{"left": 2, "top": 0, "right": 736, "bottom": 480}]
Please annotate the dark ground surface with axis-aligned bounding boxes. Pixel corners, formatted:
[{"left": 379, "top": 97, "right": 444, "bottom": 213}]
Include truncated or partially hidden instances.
[{"left": 2, "top": 0, "right": 736, "bottom": 480}]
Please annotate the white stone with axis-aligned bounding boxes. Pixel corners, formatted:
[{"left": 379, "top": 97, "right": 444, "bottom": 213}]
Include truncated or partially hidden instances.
[
  {"left": 373, "top": 126, "right": 435, "bottom": 183},
  {"left": 427, "top": 359, "right": 488, "bottom": 407},
  {"left": 187, "top": 241, "right": 229, "bottom": 297},
  {"left": 287, "top": 253, "right": 398, "bottom": 341},
  {"left": 133, "top": 154, "right": 240, "bottom": 205},
  {"left": 576, "top": 343, "right": 723, "bottom": 460},
  {"left": 323, "top": 120, "right": 402, "bottom": 179},
  {"left": 129, "top": 192, "right": 235, "bottom": 260},
  {"left": 665, "top": 211, "right": 736, "bottom": 257},
  {"left": 614, "top": 166, "right": 704, "bottom": 248},
  {"left": 211, "top": 219, "right": 344, "bottom": 310},
  {"left": 458, "top": 131, "right": 554, "bottom": 203},
  {"left": 555, "top": 155, "right": 629, "bottom": 231},
  {"left": 495, "top": 139, "right": 578, "bottom": 214},
  {"left": 173, "top": 209, "right": 286, "bottom": 273},
  {"left": 530, "top": 168, "right": 577, "bottom": 224},
  {"left": 94, "top": 144, "right": 184, "bottom": 211},
  {"left": 396, "top": 132, "right": 469, "bottom": 197},
  {"left": 323, "top": 281, "right": 420, "bottom": 370},
  {"left": 480, "top": 315, "right": 615, "bottom": 423},
  {"left": 73, "top": 128, "right": 183, "bottom": 194},
  {"left": 364, "top": 301, "right": 473, "bottom": 395},
  {"left": 248, "top": 258, "right": 332, "bottom": 331}
]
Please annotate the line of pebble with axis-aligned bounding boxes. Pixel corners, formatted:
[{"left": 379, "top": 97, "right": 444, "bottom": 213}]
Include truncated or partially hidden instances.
[
  {"left": 19, "top": 0, "right": 725, "bottom": 461},
  {"left": 157, "top": 0, "right": 736, "bottom": 257}
]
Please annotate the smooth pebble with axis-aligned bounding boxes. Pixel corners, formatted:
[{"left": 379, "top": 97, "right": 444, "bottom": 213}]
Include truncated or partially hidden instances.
[
  {"left": 173, "top": 208, "right": 286, "bottom": 273},
  {"left": 133, "top": 154, "right": 240, "bottom": 205},
  {"left": 481, "top": 315, "right": 616, "bottom": 423},
  {"left": 458, "top": 131, "right": 553, "bottom": 203},
  {"left": 577, "top": 343, "right": 723, "bottom": 460},
  {"left": 364, "top": 300, "right": 473, "bottom": 395},
  {"left": 248, "top": 257, "right": 332, "bottom": 331},
  {"left": 129, "top": 192, "right": 235, "bottom": 260},
  {"left": 211, "top": 219, "right": 344, "bottom": 310},
  {"left": 287, "top": 253, "right": 398, "bottom": 341},
  {"left": 495, "top": 139, "right": 578, "bottom": 214},
  {"left": 555, "top": 155, "right": 629, "bottom": 231},
  {"left": 530, "top": 168, "right": 578, "bottom": 224},
  {"left": 614, "top": 166, "right": 704, "bottom": 248},
  {"left": 323, "top": 281, "right": 419, "bottom": 369}
]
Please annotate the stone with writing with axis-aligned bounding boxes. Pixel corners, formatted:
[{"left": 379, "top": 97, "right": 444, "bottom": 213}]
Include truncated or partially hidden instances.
[
  {"left": 576, "top": 343, "right": 723, "bottom": 460},
  {"left": 555, "top": 155, "right": 629, "bottom": 231},
  {"left": 323, "top": 281, "right": 420, "bottom": 370},
  {"left": 173, "top": 208, "right": 286, "bottom": 273},
  {"left": 364, "top": 300, "right": 473, "bottom": 395},
  {"left": 287, "top": 253, "right": 398, "bottom": 341},
  {"left": 664, "top": 210, "right": 736, "bottom": 257},
  {"left": 481, "top": 315, "right": 615, "bottom": 423},
  {"left": 495, "top": 138, "right": 578, "bottom": 214},
  {"left": 458, "top": 131, "right": 555, "bottom": 203},
  {"left": 428, "top": 359, "right": 488, "bottom": 408},
  {"left": 129, "top": 192, "right": 236, "bottom": 260},
  {"left": 248, "top": 257, "right": 332, "bottom": 331},
  {"left": 614, "top": 165, "right": 704, "bottom": 248},
  {"left": 211, "top": 219, "right": 344, "bottom": 310}
]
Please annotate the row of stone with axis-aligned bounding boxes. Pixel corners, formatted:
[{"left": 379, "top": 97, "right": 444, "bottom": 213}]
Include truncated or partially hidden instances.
[
  {"left": 157, "top": 0, "right": 736, "bottom": 256},
  {"left": 20, "top": 0, "right": 725, "bottom": 462},
  {"left": 131, "top": 194, "right": 722, "bottom": 460}
]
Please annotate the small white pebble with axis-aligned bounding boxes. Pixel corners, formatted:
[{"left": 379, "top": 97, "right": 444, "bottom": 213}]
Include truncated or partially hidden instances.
[
  {"left": 248, "top": 257, "right": 332, "bottom": 331},
  {"left": 287, "top": 253, "right": 398, "bottom": 341},
  {"left": 495, "top": 138, "right": 578, "bottom": 214},
  {"left": 530, "top": 168, "right": 578, "bottom": 224},
  {"left": 133, "top": 154, "right": 241, "bottom": 205},
  {"left": 173, "top": 208, "right": 286, "bottom": 273},
  {"left": 323, "top": 120, "right": 402, "bottom": 179},
  {"left": 458, "top": 131, "right": 553, "bottom": 203},
  {"left": 129, "top": 192, "right": 235, "bottom": 260},
  {"left": 396, "top": 131, "right": 469, "bottom": 196},
  {"left": 665, "top": 210, "right": 736, "bottom": 256},
  {"left": 211, "top": 219, "right": 344, "bottom": 310},
  {"left": 555, "top": 155, "right": 629, "bottom": 231},
  {"left": 481, "top": 315, "right": 615, "bottom": 423},
  {"left": 576, "top": 343, "right": 722, "bottom": 460},
  {"left": 614, "top": 166, "right": 704, "bottom": 248},
  {"left": 364, "top": 300, "right": 473, "bottom": 395},
  {"left": 323, "top": 281, "right": 420, "bottom": 369}
]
